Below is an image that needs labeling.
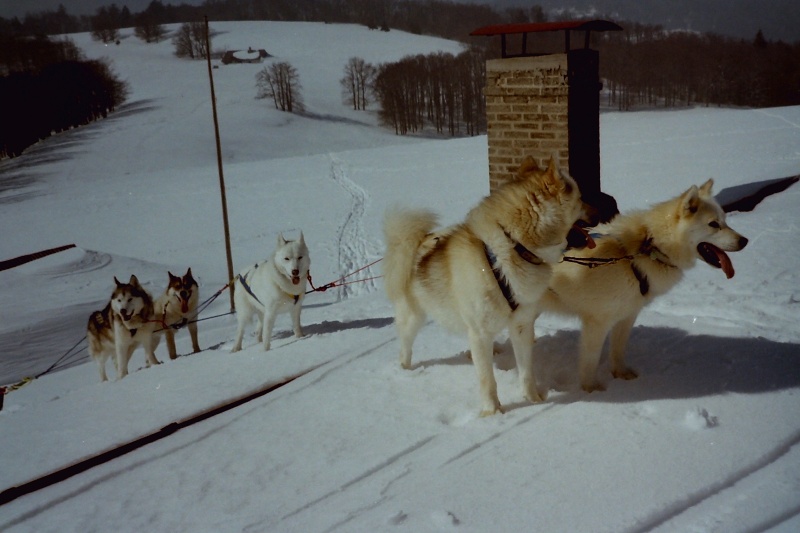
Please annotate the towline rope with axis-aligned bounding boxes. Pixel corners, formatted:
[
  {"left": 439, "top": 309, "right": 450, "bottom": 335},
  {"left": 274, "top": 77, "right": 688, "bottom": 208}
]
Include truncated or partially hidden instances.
[{"left": 306, "top": 258, "right": 383, "bottom": 294}]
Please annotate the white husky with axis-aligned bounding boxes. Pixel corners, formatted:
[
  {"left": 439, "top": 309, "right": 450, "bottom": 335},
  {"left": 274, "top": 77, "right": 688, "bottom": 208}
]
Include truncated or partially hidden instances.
[
  {"left": 539, "top": 179, "right": 749, "bottom": 392},
  {"left": 87, "top": 275, "right": 161, "bottom": 381},
  {"left": 231, "top": 232, "right": 310, "bottom": 352}
]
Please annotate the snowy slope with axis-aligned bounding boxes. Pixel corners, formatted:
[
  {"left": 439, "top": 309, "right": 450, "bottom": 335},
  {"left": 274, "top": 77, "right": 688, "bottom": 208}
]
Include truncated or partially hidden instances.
[{"left": 1, "top": 21, "right": 799, "bottom": 533}]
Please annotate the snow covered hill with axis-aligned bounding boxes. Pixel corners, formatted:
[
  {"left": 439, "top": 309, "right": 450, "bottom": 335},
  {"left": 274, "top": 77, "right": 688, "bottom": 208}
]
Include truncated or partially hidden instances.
[{"left": 1, "top": 21, "right": 799, "bottom": 533}]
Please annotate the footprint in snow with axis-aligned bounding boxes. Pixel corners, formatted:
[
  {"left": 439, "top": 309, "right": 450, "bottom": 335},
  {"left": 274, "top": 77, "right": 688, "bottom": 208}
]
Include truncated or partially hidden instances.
[
  {"left": 683, "top": 406, "right": 719, "bottom": 430},
  {"left": 431, "top": 510, "right": 461, "bottom": 528}
]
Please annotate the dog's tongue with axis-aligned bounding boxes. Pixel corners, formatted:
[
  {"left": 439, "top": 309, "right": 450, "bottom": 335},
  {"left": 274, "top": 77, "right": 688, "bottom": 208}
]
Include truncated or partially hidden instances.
[
  {"left": 698, "top": 242, "right": 735, "bottom": 279},
  {"left": 572, "top": 223, "right": 596, "bottom": 249},
  {"left": 292, "top": 276, "right": 300, "bottom": 285},
  {"left": 181, "top": 300, "right": 189, "bottom": 313}
]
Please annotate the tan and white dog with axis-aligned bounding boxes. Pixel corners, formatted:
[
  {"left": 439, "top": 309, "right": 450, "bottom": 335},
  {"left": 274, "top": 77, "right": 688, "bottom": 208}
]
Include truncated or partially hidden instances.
[
  {"left": 87, "top": 275, "right": 161, "bottom": 381},
  {"left": 539, "top": 179, "right": 748, "bottom": 392},
  {"left": 383, "top": 157, "right": 591, "bottom": 415},
  {"left": 154, "top": 268, "right": 201, "bottom": 360}
]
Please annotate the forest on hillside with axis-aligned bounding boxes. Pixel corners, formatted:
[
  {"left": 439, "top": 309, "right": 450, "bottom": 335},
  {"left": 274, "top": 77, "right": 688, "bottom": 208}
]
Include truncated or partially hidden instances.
[
  {"left": 1, "top": 0, "right": 798, "bottom": 150},
  {"left": 3, "top": 0, "right": 798, "bottom": 112}
]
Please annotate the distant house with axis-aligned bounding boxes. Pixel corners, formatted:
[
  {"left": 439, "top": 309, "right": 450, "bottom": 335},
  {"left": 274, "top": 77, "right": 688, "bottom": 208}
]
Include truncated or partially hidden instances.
[{"left": 221, "top": 48, "right": 271, "bottom": 65}]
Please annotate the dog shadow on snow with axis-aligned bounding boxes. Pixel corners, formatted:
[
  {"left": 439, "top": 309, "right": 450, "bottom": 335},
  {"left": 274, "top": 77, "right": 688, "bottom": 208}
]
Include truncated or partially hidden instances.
[
  {"left": 419, "top": 326, "right": 800, "bottom": 404},
  {"left": 271, "top": 317, "right": 394, "bottom": 340}
]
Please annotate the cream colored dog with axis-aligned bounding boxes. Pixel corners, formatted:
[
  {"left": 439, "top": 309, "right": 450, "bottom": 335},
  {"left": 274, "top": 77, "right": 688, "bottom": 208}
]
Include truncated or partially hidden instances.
[
  {"left": 540, "top": 179, "right": 748, "bottom": 392},
  {"left": 383, "top": 157, "right": 590, "bottom": 415}
]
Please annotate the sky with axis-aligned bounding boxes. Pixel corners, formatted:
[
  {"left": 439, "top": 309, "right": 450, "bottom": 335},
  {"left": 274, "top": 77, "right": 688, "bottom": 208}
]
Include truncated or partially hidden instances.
[
  {"left": 0, "top": 0, "right": 204, "bottom": 18},
  {"left": 1, "top": 20, "right": 799, "bottom": 533},
  {"left": 3, "top": 0, "right": 798, "bottom": 41}
]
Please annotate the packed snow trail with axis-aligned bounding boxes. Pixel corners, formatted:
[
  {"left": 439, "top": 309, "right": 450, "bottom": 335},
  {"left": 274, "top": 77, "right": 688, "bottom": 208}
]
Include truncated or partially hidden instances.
[{"left": 328, "top": 154, "right": 381, "bottom": 300}]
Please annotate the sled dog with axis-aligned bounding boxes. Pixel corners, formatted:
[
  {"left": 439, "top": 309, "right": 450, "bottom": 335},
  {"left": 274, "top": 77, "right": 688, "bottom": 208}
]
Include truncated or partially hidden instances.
[
  {"left": 232, "top": 232, "right": 310, "bottom": 352},
  {"left": 539, "top": 179, "right": 748, "bottom": 392},
  {"left": 154, "top": 268, "right": 201, "bottom": 360},
  {"left": 87, "top": 275, "right": 161, "bottom": 381},
  {"left": 383, "top": 157, "right": 591, "bottom": 415}
]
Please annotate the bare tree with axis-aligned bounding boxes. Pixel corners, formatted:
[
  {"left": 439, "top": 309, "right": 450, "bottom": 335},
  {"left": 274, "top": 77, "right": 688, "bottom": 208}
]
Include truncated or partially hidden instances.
[
  {"left": 340, "top": 57, "right": 376, "bottom": 110},
  {"left": 173, "top": 22, "right": 210, "bottom": 59},
  {"left": 256, "top": 62, "right": 304, "bottom": 113},
  {"left": 90, "top": 6, "right": 120, "bottom": 44},
  {"left": 134, "top": 12, "right": 166, "bottom": 43}
]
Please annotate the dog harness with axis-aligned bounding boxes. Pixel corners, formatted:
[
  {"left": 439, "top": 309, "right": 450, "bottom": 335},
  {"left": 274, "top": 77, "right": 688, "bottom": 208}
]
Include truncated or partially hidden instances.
[
  {"left": 483, "top": 236, "right": 543, "bottom": 311},
  {"left": 237, "top": 268, "right": 300, "bottom": 305},
  {"left": 631, "top": 235, "right": 677, "bottom": 297}
]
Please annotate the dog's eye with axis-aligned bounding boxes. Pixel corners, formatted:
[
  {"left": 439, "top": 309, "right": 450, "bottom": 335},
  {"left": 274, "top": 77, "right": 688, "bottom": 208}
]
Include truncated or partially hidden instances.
[
  {"left": 298, "top": 256, "right": 303, "bottom": 260},
  {"left": 708, "top": 221, "right": 720, "bottom": 229},
  {"left": 284, "top": 257, "right": 290, "bottom": 261}
]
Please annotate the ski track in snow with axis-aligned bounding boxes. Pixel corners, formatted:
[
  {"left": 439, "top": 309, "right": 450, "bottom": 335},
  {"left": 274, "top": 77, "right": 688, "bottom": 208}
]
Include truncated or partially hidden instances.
[
  {"left": 329, "top": 154, "right": 379, "bottom": 300},
  {"left": 756, "top": 108, "right": 800, "bottom": 131},
  {"left": 629, "top": 429, "right": 800, "bottom": 533}
]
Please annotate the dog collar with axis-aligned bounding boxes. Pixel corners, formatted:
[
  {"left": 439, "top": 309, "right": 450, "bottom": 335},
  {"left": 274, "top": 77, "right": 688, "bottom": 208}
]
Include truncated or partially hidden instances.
[
  {"left": 283, "top": 290, "right": 300, "bottom": 305},
  {"left": 501, "top": 228, "right": 543, "bottom": 266}
]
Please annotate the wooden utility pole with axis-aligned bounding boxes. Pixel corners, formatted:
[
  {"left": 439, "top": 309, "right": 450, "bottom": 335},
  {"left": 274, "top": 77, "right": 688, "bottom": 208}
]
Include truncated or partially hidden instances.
[{"left": 204, "top": 15, "right": 235, "bottom": 311}]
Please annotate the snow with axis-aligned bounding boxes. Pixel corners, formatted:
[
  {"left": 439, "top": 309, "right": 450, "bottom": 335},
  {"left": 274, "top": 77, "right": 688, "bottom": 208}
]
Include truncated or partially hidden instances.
[{"left": 1, "top": 20, "right": 799, "bottom": 533}]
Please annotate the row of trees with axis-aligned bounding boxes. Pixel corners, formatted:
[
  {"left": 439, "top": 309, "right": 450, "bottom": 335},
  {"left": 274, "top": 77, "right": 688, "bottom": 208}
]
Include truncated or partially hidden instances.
[
  {"left": 373, "top": 49, "right": 487, "bottom": 136},
  {"left": 0, "top": 37, "right": 128, "bottom": 157},
  {"left": 598, "top": 25, "right": 800, "bottom": 110}
]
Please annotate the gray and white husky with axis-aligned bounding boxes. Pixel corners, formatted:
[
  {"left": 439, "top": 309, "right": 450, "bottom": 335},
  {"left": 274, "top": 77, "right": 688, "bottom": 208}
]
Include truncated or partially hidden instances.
[
  {"left": 87, "top": 275, "right": 160, "bottom": 381},
  {"left": 231, "top": 232, "right": 310, "bottom": 352}
]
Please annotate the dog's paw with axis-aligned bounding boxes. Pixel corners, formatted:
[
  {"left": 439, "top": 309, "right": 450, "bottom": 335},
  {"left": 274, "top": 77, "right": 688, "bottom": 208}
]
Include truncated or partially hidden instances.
[
  {"left": 525, "top": 389, "right": 547, "bottom": 403},
  {"left": 612, "top": 367, "right": 638, "bottom": 380},
  {"left": 479, "top": 404, "right": 504, "bottom": 417},
  {"left": 581, "top": 382, "right": 606, "bottom": 393}
]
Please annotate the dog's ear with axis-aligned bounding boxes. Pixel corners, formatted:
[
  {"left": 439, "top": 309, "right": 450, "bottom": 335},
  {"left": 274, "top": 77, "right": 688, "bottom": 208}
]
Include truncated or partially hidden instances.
[
  {"left": 168, "top": 271, "right": 179, "bottom": 282},
  {"left": 541, "top": 156, "right": 563, "bottom": 194},
  {"left": 681, "top": 185, "right": 701, "bottom": 215},
  {"left": 129, "top": 274, "right": 140, "bottom": 286},
  {"left": 114, "top": 276, "right": 122, "bottom": 287},
  {"left": 278, "top": 233, "right": 287, "bottom": 246},
  {"left": 298, "top": 231, "right": 305, "bottom": 244},
  {"left": 185, "top": 267, "right": 193, "bottom": 280},
  {"left": 698, "top": 179, "right": 714, "bottom": 197},
  {"left": 517, "top": 156, "right": 540, "bottom": 176}
]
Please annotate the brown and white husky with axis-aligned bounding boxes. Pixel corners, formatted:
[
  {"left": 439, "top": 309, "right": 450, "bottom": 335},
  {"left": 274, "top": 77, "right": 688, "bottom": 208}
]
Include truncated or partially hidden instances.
[{"left": 154, "top": 268, "right": 201, "bottom": 360}]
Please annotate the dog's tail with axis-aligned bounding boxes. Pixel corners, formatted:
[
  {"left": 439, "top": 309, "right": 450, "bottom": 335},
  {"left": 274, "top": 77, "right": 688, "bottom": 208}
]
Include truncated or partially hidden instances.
[{"left": 383, "top": 208, "right": 438, "bottom": 302}]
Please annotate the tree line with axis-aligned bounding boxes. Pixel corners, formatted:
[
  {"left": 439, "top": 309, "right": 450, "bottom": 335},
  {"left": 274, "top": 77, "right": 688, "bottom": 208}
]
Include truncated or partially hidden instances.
[
  {"left": 0, "top": 36, "right": 128, "bottom": 158},
  {"left": 597, "top": 24, "right": 800, "bottom": 110},
  {"left": 2, "top": 0, "right": 799, "bottom": 145},
  {"left": 4, "top": 1, "right": 798, "bottom": 112},
  {"left": 372, "top": 49, "right": 487, "bottom": 136}
]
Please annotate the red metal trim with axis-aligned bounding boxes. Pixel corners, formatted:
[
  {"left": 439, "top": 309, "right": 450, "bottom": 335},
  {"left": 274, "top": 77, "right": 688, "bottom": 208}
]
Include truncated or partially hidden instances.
[{"left": 470, "top": 19, "right": 622, "bottom": 37}]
